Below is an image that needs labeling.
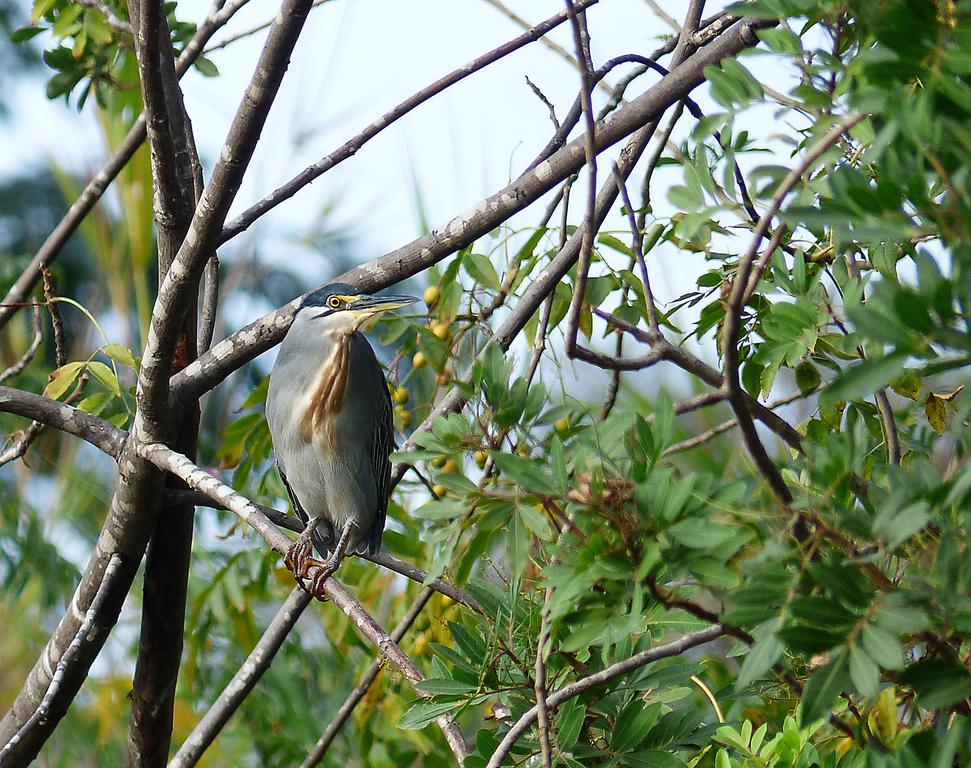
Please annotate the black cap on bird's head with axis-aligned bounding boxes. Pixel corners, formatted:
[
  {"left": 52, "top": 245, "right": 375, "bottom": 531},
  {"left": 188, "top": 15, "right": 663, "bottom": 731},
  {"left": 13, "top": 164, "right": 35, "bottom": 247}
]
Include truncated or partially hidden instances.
[{"left": 299, "top": 282, "right": 418, "bottom": 327}]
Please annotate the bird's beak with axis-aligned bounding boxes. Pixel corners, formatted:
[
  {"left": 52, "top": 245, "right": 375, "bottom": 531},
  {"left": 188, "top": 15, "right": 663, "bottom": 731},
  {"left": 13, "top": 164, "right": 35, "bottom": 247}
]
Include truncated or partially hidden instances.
[
  {"left": 351, "top": 293, "right": 420, "bottom": 314},
  {"left": 347, "top": 293, "right": 419, "bottom": 330}
]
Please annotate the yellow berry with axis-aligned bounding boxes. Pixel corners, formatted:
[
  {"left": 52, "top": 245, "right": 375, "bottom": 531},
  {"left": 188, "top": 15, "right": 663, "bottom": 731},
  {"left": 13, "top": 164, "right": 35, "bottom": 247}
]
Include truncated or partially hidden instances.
[
  {"left": 442, "top": 459, "right": 459, "bottom": 474},
  {"left": 432, "top": 484, "right": 447, "bottom": 499},
  {"left": 395, "top": 406, "right": 411, "bottom": 428},
  {"left": 423, "top": 285, "right": 441, "bottom": 307},
  {"left": 392, "top": 386, "right": 409, "bottom": 405},
  {"left": 474, "top": 450, "right": 488, "bottom": 469},
  {"left": 412, "top": 351, "right": 427, "bottom": 369},
  {"left": 431, "top": 456, "right": 447, "bottom": 468},
  {"left": 431, "top": 322, "right": 450, "bottom": 340},
  {"left": 555, "top": 416, "right": 570, "bottom": 433}
]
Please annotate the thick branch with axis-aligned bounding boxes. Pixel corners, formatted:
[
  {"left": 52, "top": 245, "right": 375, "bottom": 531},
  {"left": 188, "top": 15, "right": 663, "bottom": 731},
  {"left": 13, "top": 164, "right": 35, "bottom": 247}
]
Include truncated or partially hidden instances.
[
  {"left": 0, "top": 386, "right": 127, "bottom": 458},
  {"left": 299, "top": 588, "right": 434, "bottom": 768}
]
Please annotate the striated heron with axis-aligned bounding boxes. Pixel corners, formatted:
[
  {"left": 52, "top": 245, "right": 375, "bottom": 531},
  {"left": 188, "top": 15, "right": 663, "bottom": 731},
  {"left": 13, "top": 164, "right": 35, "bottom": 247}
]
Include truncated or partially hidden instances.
[{"left": 266, "top": 282, "right": 418, "bottom": 595}]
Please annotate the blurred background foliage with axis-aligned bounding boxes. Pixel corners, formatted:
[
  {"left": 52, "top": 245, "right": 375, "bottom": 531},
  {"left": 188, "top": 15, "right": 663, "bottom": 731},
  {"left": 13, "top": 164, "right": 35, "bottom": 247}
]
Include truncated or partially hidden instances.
[{"left": 1, "top": 0, "right": 970, "bottom": 766}]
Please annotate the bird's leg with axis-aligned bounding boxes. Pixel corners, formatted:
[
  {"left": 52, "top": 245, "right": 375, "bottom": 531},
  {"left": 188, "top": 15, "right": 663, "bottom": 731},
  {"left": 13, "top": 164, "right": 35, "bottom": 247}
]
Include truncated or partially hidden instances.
[
  {"left": 309, "top": 519, "right": 355, "bottom": 598},
  {"left": 285, "top": 517, "right": 321, "bottom": 579}
]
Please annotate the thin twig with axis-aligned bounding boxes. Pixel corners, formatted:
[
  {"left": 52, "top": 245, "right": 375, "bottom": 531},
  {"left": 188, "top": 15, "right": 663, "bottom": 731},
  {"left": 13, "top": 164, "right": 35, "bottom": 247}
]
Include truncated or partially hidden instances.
[
  {"left": 485, "top": 625, "right": 726, "bottom": 768},
  {"left": 204, "top": 0, "right": 334, "bottom": 52},
  {"left": 173, "top": 17, "right": 776, "bottom": 402},
  {"left": 562, "top": 0, "right": 598, "bottom": 360},
  {"left": 299, "top": 588, "right": 434, "bottom": 768},
  {"left": 534, "top": 585, "right": 555, "bottom": 768},
  {"left": 0, "top": 0, "right": 251, "bottom": 334},
  {"left": 721, "top": 113, "right": 864, "bottom": 503},
  {"left": 220, "top": 0, "right": 601, "bottom": 243},
  {"left": 664, "top": 391, "right": 804, "bottom": 456},
  {"left": 0, "top": 306, "right": 42, "bottom": 384}
]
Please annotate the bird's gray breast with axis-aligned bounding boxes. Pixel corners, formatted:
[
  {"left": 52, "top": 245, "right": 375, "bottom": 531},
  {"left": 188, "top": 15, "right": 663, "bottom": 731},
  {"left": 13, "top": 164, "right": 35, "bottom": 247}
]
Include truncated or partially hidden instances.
[{"left": 267, "top": 326, "right": 384, "bottom": 552}]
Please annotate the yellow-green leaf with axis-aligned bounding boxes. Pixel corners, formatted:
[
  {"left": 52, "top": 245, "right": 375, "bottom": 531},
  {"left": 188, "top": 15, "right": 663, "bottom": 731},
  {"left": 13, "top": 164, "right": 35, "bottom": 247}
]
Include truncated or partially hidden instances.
[
  {"left": 924, "top": 393, "right": 946, "bottom": 435},
  {"left": 44, "top": 361, "right": 85, "bottom": 400}
]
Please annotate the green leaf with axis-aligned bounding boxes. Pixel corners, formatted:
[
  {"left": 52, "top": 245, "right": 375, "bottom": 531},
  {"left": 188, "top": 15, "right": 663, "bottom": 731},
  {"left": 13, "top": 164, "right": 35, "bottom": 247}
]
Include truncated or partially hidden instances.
[
  {"left": 849, "top": 643, "right": 880, "bottom": 699},
  {"left": 194, "top": 56, "right": 219, "bottom": 77},
  {"left": 625, "top": 749, "right": 687, "bottom": 768},
  {"left": 899, "top": 659, "right": 971, "bottom": 709},
  {"left": 612, "top": 701, "right": 661, "bottom": 751},
  {"left": 794, "top": 361, "right": 821, "bottom": 395},
  {"left": 397, "top": 700, "right": 461, "bottom": 730},
  {"left": 464, "top": 252, "right": 502, "bottom": 291},
  {"left": 799, "top": 648, "right": 848, "bottom": 724},
  {"left": 489, "top": 452, "right": 556, "bottom": 494},
  {"left": 737, "top": 619, "right": 784, "bottom": 688},
  {"left": 820, "top": 352, "right": 907, "bottom": 406},
  {"left": 102, "top": 343, "right": 139, "bottom": 371},
  {"left": 10, "top": 25, "right": 46, "bottom": 43},
  {"left": 44, "top": 361, "right": 85, "bottom": 400},
  {"left": 860, "top": 624, "right": 904, "bottom": 670},
  {"left": 413, "top": 678, "right": 476, "bottom": 696},
  {"left": 667, "top": 518, "right": 736, "bottom": 549},
  {"left": 506, "top": 512, "right": 528, "bottom": 576},
  {"left": 556, "top": 698, "right": 585, "bottom": 750},
  {"left": 87, "top": 361, "right": 121, "bottom": 396}
]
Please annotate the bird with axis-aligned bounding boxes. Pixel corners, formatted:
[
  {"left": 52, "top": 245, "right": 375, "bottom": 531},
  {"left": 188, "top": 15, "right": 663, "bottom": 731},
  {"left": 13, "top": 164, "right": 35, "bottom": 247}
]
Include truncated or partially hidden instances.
[{"left": 266, "top": 282, "right": 418, "bottom": 596}]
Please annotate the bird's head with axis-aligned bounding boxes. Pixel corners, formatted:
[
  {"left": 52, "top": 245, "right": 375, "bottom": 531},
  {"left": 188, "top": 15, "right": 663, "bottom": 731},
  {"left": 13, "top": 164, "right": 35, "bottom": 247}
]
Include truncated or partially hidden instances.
[{"left": 297, "top": 283, "right": 419, "bottom": 334}]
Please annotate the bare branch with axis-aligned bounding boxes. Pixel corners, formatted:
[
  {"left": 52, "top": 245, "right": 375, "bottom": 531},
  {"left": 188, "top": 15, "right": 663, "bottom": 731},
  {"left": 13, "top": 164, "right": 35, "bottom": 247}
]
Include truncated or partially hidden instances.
[
  {"left": 485, "top": 625, "right": 726, "bottom": 768},
  {"left": 562, "top": 0, "right": 599, "bottom": 360},
  {"left": 220, "top": 0, "right": 601, "bottom": 243},
  {"left": 168, "top": 588, "right": 312, "bottom": 768},
  {"left": 299, "top": 588, "right": 434, "bottom": 768},
  {"left": 167, "top": 488, "right": 483, "bottom": 613},
  {"left": 0, "top": 305, "right": 42, "bottom": 384},
  {"left": 0, "top": 555, "right": 124, "bottom": 766},
  {"left": 0, "top": 386, "right": 127, "bottom": 458},
  {"left": 204, "top": 0, "right": 334, "bottom": 52},
  {"left": 664, "top": 391, "right": 805, "bottom": 456}
]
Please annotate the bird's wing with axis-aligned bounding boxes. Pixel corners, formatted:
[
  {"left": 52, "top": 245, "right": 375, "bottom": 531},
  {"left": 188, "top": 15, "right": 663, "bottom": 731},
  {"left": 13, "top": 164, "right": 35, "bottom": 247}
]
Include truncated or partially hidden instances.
[
  {"left": 366, "top": 374, "right": 395, "bottom": 554},
  {"left": 278, "top": 464, "right": 309, "bottom": 526}
]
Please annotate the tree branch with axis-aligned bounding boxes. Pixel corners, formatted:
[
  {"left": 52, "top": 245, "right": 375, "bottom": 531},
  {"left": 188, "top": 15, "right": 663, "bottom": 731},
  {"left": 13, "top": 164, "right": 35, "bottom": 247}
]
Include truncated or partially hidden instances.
[
  {"left": 219, "top": 0, "right": 601, "bottom": 243},
  {"left": 0, "top": 386, "right": 127, "bottom": 458},
  {"left": 485, "top": 625, "right": 726, "bottom": 768},
  {"left": 721, "top": 113, "right": 864, "bottom": 504},
  {"left": 299, "top": 588, "right": 434, "bottom": 768},
  {"left": 135, "top": 442, "right": 472, "bottom": 761}
]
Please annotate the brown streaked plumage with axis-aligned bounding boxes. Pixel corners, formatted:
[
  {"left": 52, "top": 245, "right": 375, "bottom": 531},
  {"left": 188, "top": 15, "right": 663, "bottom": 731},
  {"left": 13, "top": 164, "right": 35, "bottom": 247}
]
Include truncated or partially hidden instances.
[{"left": 298, "top": 332, "right": 349, "bottom": 443}]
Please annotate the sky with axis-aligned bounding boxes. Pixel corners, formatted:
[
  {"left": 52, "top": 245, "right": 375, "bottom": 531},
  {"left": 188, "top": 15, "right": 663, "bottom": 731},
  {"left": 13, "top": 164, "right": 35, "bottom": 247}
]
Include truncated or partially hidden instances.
[{"left": 2, "top": 0, "right": 813, "bottom": 402}]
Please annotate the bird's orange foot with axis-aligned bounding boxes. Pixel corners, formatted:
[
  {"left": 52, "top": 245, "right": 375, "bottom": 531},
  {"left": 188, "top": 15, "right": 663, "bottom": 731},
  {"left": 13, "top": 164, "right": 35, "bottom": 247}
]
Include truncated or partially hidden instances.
[
  {"left": 284, "top": 537, "right": 313, "bottom": 576},
  {"left": 307, "top": 562, "right": 339, "bottom": 599}
]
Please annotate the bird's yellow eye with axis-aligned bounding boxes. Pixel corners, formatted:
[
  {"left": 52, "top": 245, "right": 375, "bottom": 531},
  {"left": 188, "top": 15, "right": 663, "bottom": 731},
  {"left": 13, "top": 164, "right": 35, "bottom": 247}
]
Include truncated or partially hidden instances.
[{"left": 327, "top": 296, "right": 341, "bottom": 309}]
